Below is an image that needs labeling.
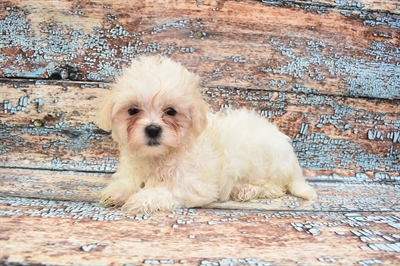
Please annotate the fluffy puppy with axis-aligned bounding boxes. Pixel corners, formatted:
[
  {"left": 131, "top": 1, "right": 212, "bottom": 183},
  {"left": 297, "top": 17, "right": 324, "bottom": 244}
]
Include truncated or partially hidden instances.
[{"left": 97, "top": 56, "right": 317, "bottom": 214}]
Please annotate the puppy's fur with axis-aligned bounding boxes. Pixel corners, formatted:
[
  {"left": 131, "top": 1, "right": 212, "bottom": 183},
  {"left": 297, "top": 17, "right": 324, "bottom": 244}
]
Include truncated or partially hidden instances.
[{"left": 97, "top": 56, "right": 316, "bottom": 214}]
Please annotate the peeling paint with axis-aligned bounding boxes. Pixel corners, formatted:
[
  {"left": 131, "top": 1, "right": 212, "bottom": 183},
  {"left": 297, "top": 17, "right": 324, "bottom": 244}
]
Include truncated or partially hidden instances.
[
  {"left": 261, "top": 0, "right": 399, "bottom": 29},
  {"left": 0, "top": 121, "right": 118, "bottom": 172},
  {"left": 202, "top": 86, "right": 400, "bottom": 175},
  {"left": 0, "top": 3, "right": 398, "bottom": 103},
  {"left": 1, "top": 188, "right": 399, "bottom": 263},
  {"left": 293, "top": 132, "right": 400, "bottom": 173},
  {"left": 200, "top": 258, "right": 276, "bottom": 266},
  {"left": 1, "top": 2, "right": 399, "bottom": 265},
  {"left": 266, "top": 39, "right": 400, "bottom": 99},
  {"left": 0, "top": 8, "right": 189, "bottom": 81},
  {"left": 3, "top": 82, "right": 398, "bottom": 176}
]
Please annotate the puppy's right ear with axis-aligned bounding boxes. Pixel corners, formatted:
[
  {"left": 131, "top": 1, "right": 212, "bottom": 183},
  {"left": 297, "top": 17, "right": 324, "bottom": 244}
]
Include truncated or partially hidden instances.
[{"left": 96, "top": 92, "right": 115, "bottom": 131}]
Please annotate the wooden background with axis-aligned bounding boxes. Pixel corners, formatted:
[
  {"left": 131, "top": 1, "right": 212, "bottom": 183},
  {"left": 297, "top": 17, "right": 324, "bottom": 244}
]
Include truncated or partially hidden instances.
[{"left": 0, "top": 0, "right": 399, "bottom": 265}]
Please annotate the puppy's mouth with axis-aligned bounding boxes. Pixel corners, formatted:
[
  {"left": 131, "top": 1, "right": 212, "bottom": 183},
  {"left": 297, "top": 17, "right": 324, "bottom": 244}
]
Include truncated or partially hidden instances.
[{"left": 147, "top": 139, "right": 161, "bottom": 147}]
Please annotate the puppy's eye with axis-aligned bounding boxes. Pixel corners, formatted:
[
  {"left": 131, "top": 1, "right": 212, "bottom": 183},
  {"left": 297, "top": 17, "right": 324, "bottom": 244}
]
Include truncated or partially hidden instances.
[
  {"left": 128, "top": 108, "right": 140, "bottom": 116},
  {"left": 165, "top": 108, "right": 177, "bottom": 116}
]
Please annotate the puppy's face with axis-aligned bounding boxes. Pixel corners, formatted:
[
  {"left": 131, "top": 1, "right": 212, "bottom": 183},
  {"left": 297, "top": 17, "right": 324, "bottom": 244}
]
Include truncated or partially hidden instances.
[
  {"left": 97, "top": 56, "right": 208, "bottom": 157},
  {"left": 111, "top": 92, "right": 194, "bottom": 156}
]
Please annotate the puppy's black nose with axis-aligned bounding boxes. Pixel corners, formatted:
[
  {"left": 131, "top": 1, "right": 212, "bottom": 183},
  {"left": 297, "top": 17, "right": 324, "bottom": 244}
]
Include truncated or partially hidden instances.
[{"left": 145, "top": 124, "right": 162, "bottom": 139}]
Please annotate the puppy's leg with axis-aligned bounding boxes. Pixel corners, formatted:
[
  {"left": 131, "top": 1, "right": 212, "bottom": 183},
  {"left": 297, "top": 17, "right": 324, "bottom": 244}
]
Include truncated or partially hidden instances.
[
  {"left": 230, "top": 160, "right": 316, "bottom": 202},
  {"left": 231, "top": 184, "right": 285, "bottom": 201},
  {"left": 122, "top": 187, "right": 185, "bottom": 214},
  {"left": 99, "top": 176, "right": 139, "bottom": 207},
  {"left": 230, "top": 184, "right": 261, "bottom": 201}
]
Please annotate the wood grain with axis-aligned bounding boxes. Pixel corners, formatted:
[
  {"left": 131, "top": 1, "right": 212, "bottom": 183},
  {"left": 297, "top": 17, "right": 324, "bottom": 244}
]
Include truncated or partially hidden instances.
[
  {"left": 0, "top": 168, "right": 108, "bottom": 202},
  {"left": 1, "top": 196, "right": 399, "bottom": 265},
  {"left": 1, "top": 80, "right": 399, "bottom": 179},
  {"left": 0, "top": 0, "right": 398, "bottom": 99},
  {"left": 1, "top": 1, "right": 399, "bottom": 265},
  {"left": 1, "top": 168, "right": 399, "bottom": 212}
]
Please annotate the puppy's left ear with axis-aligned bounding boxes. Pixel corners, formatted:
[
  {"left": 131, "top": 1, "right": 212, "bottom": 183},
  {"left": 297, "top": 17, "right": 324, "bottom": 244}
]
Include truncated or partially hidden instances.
[
  {"left": 191, "top": 95, "right": 209, "bottom": 136},
  {"left": 96, "top": 92, "right": 115, "bottom": 132}
]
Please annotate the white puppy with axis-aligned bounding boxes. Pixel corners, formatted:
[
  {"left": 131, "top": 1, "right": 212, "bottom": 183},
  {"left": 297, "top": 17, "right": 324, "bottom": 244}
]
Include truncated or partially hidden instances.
[{"left": 97, "top": 56, "right": 316, "bottom": 214}]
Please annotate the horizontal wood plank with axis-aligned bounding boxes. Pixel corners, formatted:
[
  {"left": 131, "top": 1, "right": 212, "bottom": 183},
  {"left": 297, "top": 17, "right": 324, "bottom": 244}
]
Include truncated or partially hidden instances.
[
  {"left": 1, "top": 80, "right": 399, "bottom": 179},
  {"left": 1, "top": 196, "right": 399, "bottom": 265},
  {"left": 0, "top": 0, "right": 399, "bottom": 99},
  {"left": 0, "top": 168, "right": 108, "bottom": 202},
  {"left": 1, "top": 168, "right": 399, "bottom": 212}
]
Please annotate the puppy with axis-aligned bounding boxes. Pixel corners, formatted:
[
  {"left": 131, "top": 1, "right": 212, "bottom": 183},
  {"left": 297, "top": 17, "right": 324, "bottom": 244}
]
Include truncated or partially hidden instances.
[{"left": 96, "top": 56, "right": 316, "bottom": 214}]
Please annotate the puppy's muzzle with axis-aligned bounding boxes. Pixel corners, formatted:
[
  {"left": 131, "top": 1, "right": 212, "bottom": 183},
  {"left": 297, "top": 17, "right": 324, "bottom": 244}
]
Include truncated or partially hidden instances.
[{"left": 145, "top": 124, "right": 162, "bottom": 146}]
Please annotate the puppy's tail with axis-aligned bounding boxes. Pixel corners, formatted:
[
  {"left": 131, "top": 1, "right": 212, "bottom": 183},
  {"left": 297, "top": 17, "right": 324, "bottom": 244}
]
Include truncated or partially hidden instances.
[{"left": 288, "top": 165, "right": 317, "bottom": 200}]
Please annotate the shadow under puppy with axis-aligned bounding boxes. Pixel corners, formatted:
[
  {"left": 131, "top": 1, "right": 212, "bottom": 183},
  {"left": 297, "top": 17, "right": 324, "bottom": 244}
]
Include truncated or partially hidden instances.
[{"left": 97, "top": 56, "right": 317, "bottom": 214}]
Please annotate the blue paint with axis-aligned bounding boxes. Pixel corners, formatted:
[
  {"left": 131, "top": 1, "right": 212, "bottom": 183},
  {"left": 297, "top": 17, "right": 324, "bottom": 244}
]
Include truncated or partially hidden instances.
[{"left": 267, "top": 39, "right": 400, "bottom": 99}]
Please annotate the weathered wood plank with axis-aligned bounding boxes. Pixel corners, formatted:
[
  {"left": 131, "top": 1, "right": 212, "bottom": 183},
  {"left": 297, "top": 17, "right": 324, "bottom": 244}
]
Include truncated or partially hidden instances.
[
  {"left": 1, "top": 196, "right": 399, "bottom": 265},
  {"left": 1, "top": 168, "right": 399, "bottom": 212},
  {"left": 267, "top": 0, "right": 400, "bottom": 14},
  {"left": 1, "top": 80, "right": 399, "bottom": 178},
  {"left": 0, "top": 168, "right": 108, "bottom": 202},
  {"left": 1, "top": 1, "right": 399, "bottom": 265},
  {"left": 0, "top": 0, "right": 398, "bottom": 99}
]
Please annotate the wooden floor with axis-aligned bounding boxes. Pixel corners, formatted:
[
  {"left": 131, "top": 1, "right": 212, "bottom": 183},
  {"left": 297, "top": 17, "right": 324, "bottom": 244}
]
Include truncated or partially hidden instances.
[
  {"left": 1, "top": 168, "right": 400, "bottom": 265},
  {"left": 1, "top": 0, "right": 399, "bottom": 265}
]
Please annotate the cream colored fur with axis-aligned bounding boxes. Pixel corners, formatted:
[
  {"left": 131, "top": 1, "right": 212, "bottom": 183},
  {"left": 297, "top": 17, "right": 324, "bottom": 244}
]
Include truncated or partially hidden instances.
[{"left": 97, "top": 56, "right": 317, "bottom": 214}]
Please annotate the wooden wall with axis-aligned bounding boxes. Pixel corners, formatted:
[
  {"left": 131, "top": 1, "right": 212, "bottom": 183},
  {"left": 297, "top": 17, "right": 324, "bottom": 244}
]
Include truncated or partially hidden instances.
[
  {"left": 1, "top": 0, "right": 398, "bottom": 181},
  {"left": 1, "top": 1, "right": 400, "bottom": 265}
]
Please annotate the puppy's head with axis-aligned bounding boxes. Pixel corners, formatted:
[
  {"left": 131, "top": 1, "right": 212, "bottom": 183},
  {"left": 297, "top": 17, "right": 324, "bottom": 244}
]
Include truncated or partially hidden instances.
[{"left": 97, "top": 56, "right": 209, "bottom": 156}]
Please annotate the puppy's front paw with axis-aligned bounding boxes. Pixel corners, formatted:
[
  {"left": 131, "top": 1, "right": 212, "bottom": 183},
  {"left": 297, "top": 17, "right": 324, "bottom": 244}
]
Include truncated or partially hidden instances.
[
  {"left": 121, "top": 196, "right": 154, "bottom": 215},
  {"left": 98, "top": 181, "right": 135, "bottom": 207},
  {"left": 121, "top": 188, "right": 184, "bottom": 215}
]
